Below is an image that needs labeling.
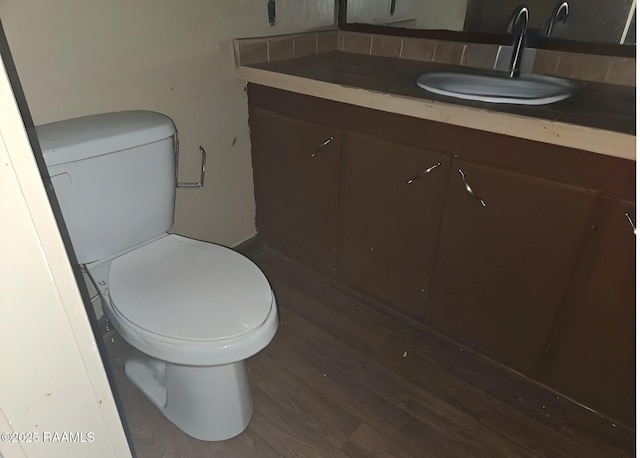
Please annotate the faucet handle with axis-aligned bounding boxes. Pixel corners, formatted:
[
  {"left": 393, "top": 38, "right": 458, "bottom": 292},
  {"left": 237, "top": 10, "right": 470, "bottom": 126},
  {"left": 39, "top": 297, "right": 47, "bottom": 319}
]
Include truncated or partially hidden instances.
[{"left": 545, "top": 1, "right": 569, "bottom": 37}]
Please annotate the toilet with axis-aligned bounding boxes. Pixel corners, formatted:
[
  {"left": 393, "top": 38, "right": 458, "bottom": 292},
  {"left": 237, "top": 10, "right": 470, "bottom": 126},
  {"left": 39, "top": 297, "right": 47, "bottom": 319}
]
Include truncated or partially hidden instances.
[{"left": 37, "top": 110, "right": 278, "bottom": 441}]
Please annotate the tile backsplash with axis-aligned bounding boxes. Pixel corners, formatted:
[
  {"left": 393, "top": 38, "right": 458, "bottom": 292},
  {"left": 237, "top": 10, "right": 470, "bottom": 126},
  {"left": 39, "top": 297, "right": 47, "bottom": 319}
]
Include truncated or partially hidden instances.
[
  {"left": 234, "top": 31, "right": 635, "bottom": 87},
  {"left": 235, "top": 30, "right": 339, "bottom": 66}
]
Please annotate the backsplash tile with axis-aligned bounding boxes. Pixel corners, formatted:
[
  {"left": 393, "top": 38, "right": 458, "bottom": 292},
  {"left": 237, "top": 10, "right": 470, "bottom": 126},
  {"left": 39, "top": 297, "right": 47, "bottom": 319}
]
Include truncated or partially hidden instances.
[
  {"left": 318, "top": 31, "right": 339, "bottom": 53},
  {"left": 235, "top": 30, "right": 339, "bottom": 66},
  {"left": 462, "top": 43, "right": 500, "bottom": 70},
  {"left": 342, "top": 32, "right": 372, "bottom": 54},
  {"left": 531, "top": 49, "right": 561, "bottom": 76},
  {"left": 433, "top": 41, "right": 466, "bottom": 65},
  {"left": 235, "top": 31, "right": 635, "bottom": 87},
  {"left": 294, "top": 33, "right": 317, "bottom": 57},
  {"left": 400, "top": 37, "right": 436, "bottom": 62},
  {"left": 371, "top": 35, "right": 403, "bottom": 58},
  {"left": 605, "top": 57, "right": 635, "bottom": 86},
  {"left": 236, "top": 39, "right": 268, "bottom": 66},
  {"left": 268, "top": 36, "right": 294, "bottom": 62},
  {"left": 555, "top": 51, "right": 612, "bottom": 82},
  {"left": 529, "top": 49, "right": 634, "bottom": 87}
]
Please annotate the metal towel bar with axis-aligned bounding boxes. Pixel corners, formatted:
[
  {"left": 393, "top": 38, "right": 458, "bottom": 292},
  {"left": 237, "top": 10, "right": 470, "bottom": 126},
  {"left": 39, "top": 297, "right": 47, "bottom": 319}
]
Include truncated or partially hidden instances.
[{"left": 175, "top": 134, "right": 207, "bottom": 189}]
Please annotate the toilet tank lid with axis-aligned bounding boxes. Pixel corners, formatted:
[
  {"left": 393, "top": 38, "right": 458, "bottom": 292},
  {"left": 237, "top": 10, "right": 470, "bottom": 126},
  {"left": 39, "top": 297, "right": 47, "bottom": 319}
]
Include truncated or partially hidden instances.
[{"left": 36, "top": 110, "right": 176, "bottom": 167}]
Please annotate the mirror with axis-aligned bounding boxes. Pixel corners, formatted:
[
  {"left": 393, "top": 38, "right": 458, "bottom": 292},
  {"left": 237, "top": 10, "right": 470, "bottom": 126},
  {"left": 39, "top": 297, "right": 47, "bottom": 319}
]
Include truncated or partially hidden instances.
[{"left": 341, "top": 0, "right": 636, "bottom": 54}]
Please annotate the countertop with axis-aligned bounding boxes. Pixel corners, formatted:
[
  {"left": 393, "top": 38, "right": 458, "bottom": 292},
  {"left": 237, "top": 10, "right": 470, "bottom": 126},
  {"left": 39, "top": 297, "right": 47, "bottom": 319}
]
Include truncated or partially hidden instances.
[{"left": 236, "top": 51, "right": 636, "bottom": 160}]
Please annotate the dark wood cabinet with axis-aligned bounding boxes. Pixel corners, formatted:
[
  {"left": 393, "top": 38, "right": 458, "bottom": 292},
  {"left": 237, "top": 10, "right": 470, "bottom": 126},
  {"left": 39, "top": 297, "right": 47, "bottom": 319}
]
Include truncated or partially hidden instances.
[
  {"left": 336, "top": 132, "right": 451, "bottom": 317},
  {"left": 248, "top": 84, "right": 635, "bottom": 427},
  {"left": 424, "top": 159, "right": 600, "bottom": 375},
  {"left": 250, "top": 109, "right": 341, "bottom": 274},
  {"left": 540, "top": 198, "right": 636, "bottom": 426}
]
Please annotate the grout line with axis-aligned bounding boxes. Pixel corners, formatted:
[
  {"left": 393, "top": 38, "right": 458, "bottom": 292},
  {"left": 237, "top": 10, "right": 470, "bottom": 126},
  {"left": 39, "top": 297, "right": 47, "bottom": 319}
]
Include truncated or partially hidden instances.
[
  {"left": 461, "top": 44, "right": 468, "bottom": 65},
  {"left": 604, "top": 57, "right": 618, "bottom": 83},
  {"left": 460, "top": 44, "right": 468, "bottom": 66},
  {"left": 493, "top": 46, "right": 503, "bottom": 70},
  {"left": 233, "top": 40, "right": 240, "bottom": 67},
  {"left": 551, "top": 53, "right": 561, "bottom": 75},
  {"left": 602, "top": 58, "right": 614, "bottom": 83}
]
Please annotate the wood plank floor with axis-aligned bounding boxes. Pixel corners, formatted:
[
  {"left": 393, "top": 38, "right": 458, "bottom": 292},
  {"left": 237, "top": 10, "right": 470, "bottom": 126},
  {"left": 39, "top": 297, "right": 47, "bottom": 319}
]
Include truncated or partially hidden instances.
[{"left": 104, "top": 248, "right": 635, "bottom": 457}]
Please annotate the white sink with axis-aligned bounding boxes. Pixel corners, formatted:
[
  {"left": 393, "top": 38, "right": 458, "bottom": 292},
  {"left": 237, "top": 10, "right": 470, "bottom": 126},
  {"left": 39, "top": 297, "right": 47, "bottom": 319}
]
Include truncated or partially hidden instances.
[{"left": 417, "top": 72, "right": 574, "bottom": 105}]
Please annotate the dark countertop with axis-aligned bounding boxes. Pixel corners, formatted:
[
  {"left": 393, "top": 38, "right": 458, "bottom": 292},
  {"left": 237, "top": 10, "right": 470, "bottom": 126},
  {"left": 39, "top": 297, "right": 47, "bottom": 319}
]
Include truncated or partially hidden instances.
[{"left": 249, "top": 51, "right": 635, "bottom": 136}]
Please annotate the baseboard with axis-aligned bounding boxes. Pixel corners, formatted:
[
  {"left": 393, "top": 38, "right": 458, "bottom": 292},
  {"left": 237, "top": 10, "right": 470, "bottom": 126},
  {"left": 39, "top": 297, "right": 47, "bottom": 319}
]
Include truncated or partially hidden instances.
[{"left": 233, "top": 234, "right": 266, "bottom": 256}]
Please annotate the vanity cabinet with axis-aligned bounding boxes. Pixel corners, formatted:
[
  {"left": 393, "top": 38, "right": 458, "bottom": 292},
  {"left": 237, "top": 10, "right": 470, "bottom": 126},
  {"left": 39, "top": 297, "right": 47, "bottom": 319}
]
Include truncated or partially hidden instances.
[
  {"left": 425, "top": 159, "right": 599, "bottom": 375},
  {"left": 248, "top": 84, "right": 635, "bottom": 426},
  {"left": 336, "top": 132, "right": 450, "bottom": 317},
  {"left": 250, "top": 109, "right": 341, "bottom": 275},
  {"left": 539, "top": 198, "right": 636, "bottom": 426}
]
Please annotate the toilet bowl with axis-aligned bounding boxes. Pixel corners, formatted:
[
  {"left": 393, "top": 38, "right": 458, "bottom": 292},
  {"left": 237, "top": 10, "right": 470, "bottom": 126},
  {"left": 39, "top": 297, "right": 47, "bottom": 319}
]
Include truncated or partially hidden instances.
[
  {"left": 37, "top": 110, "right": 278, "bottom": 441},
  {"left": 87, "top": 234, "right": 278, "bottom": 441}
]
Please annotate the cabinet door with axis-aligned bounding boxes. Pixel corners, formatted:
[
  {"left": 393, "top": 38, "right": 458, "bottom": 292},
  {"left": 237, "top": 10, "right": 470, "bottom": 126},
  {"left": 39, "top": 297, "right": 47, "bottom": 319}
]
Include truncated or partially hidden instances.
[
  {"left": 425, "top": 159, "right": 599, "bottom": 375},
  {"left": 540, "top": 198, "right": 635, "bottom": 427},
  {"left": 250, "top": 109, "right": 341, "bottom": 274},
  {"left": 337, "top": 132, "right": 450, "bottom": 317}
]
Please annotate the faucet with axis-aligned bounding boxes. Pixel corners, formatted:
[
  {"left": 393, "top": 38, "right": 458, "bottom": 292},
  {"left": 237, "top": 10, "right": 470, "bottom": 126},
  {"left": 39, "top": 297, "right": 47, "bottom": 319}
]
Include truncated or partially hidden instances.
[
  {"left": 508, "top": 6, "right": 529, "bottom": 78},
  {"left": 545, "top": 1, "right": 569, "bottom": 37}
]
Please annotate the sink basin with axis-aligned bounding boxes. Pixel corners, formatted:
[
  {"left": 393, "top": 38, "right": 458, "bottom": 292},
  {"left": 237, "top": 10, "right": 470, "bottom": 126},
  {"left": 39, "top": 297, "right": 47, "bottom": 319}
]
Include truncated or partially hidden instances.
[{"left": 416, "top": 72, "right": 574, "bottom": 105}]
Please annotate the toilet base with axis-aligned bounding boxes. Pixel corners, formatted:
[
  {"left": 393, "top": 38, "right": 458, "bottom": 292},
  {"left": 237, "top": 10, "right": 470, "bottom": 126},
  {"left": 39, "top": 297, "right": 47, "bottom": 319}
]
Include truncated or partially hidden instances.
[{"left": 125, "top": 355, "right": 253, "bottom": 441}]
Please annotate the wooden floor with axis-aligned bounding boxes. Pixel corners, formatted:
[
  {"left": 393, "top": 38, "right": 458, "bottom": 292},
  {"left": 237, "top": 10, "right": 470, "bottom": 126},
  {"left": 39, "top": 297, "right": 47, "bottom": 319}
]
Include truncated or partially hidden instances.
[{"left": 104, "top": 248, "right": 635, "bottom": 457}]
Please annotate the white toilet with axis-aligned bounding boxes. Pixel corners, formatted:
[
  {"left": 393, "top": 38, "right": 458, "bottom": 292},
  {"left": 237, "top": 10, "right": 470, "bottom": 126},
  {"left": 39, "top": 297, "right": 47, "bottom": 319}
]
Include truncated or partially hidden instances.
[{"left": 37, "top": 110, "right": 278, "bottom": 441}]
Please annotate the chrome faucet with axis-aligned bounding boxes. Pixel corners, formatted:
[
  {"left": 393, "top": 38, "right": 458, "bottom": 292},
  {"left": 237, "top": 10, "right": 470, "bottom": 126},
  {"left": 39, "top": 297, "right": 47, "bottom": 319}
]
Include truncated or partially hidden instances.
[
  {"left": 545, "top": 1, "right": 569, "bottom": 37},
  {"left": 508, "top": 6, "right": 529, "bottom": 78}
]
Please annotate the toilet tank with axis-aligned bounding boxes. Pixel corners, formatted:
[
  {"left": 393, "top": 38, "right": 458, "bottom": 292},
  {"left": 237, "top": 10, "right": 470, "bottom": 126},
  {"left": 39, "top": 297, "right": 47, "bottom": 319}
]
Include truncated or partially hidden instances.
[{"left": 38, "top": 111, "right": 177, "bottom": 264}]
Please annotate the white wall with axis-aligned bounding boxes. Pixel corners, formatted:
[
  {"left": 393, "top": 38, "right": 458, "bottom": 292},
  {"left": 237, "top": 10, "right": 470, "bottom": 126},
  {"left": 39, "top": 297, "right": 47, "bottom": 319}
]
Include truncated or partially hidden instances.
[
  {"left": 346, "top": 0, "right": 467, "bottom": 29},
  {"left": 413, "top": 0, "right": 468, "bottom": 30},
  {"left": 0, "top": 47, "right": 130, "bottom": 457},
  {"left": 0, "top": 1, "right": 335, "bottom": 247},
  {"left": 346, "top": 0, "right": 421, "bottom": 25}
]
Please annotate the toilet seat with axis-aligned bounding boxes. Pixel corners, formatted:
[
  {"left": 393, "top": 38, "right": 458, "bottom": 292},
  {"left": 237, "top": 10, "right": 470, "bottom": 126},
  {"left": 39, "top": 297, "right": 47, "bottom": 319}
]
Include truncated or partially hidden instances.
[{"left": 100, "top": 234, "right": 278, "bottom": 365}]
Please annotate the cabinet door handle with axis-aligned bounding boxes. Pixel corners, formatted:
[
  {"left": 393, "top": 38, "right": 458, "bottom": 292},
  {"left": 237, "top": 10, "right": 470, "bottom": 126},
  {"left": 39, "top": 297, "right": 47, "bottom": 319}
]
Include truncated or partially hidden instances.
[
  {"left": 311, "top": 136, "right": 334, "bottom": 157},
  {"left": 407, "top": 162, "right": 441, "bottom": 184},
  {"left": 625, "top": 212, "right": 636, "bottom": 235},
  {"left": 458, "top": 169, "right": 486, "bottom": 207}
]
